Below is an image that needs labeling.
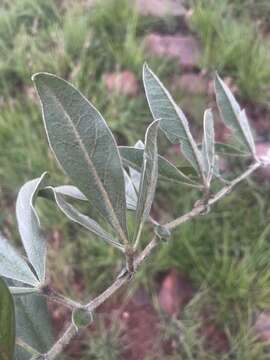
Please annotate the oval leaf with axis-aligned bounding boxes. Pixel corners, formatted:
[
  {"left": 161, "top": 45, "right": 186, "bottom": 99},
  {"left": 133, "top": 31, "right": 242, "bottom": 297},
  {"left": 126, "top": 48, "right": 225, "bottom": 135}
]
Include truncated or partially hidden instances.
[
  {"left": 133, "top": 120, "right": 159, "bottom": 244},
  {"left": 0, "top": 278, "right": 15, "bottom": 360},
  {"left": 0, "top": 234, "right": 39, "bottom": 286},
  {"left": 33, "top": 73, "right": 128, "bottom": 244},
  {"left": 16, "top": 172, "right": 48, "bottom": 283},
  {"left": 214, "top": 73, "right": 256, "bottom": 156},
  {"left": 143, "top": 64, "right": 204, "bottom": 180}
]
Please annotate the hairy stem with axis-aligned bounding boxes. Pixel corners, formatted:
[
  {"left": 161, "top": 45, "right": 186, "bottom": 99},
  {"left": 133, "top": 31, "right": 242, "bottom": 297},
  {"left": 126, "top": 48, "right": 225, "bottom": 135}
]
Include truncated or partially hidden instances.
[{"left": 41, "top": 161, "right": 261, "bottom": 359}]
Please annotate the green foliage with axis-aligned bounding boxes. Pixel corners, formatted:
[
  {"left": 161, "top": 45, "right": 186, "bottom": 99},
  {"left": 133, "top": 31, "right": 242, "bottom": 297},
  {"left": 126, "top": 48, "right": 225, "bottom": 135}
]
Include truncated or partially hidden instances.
[{"left": 190, "top": 0, "right": 270, "bottom": 104}]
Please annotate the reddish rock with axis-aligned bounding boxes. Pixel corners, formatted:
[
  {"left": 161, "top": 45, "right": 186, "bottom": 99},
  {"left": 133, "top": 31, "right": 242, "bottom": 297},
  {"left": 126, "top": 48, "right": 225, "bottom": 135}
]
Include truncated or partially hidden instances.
[
  {"left": 254, "top": 312, "right": 270, "bottom": 341},
  {"left": 135, "top": 0, "right": 187, "bottom": 17},
  {"left": 144, "top": 33, "right": 200, "bottom": 70},
  {"left": 172, "top": 73, "right": 208, "bottom": 95},
  {"left": 103, "top": 71, "right": 139, "bottom": 96},
  {"left": 255, "top": 143, "right": 270, "bottom": 180},
  {"left": 158, "top": 269, "right": 195, "bottom": 315},
  {"left": 201, "top": 322, "right": 229, "bottom": 353}
]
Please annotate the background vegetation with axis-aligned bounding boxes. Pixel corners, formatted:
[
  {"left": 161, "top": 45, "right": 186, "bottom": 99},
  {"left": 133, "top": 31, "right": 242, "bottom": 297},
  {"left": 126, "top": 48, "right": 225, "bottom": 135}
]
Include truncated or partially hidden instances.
[{"left": 1, "top": 0, "right": 270, "bottom": 358}]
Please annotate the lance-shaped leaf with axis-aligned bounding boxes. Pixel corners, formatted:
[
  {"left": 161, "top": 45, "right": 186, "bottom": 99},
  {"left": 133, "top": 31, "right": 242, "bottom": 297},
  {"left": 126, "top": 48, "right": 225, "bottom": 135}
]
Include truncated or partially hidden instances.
[
  {"left": 119, "top": 146, "right": 198, "bottom": 186},
  {"left": 15, "top": 294, "right": 53, "bottom": 360},
  {"left": 41, "top": 187, "right": 124, "bottom": 251},
  {"left": 16, "top": 172, "right": 48, "bottom": 283},
  {"left": 0, "top": 234, "right": 39, "bottom": 287},
  {"left": 214, "top": 73, "right": 256, "bottom": 156},
  {"left": 202, "top": 109, "right": 215, "bottom": 184},
  {"left": 133, "top": 120, "right": 159, "bottom": 244},
  {"left": 143, "top": 64, "right": 204, "bottom": 179},
  {"left": 33, "top": 73, "right": 128, "bottom": 244},
  {"left": 0, "top": 278, "right": 15, "bottom": 360}
]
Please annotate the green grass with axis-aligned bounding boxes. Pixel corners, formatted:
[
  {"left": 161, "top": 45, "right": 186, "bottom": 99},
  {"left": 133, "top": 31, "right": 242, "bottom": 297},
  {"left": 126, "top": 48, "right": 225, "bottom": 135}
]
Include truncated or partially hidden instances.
[
  {"left": 1, "top": 0, "right": 270, "bottom": 358},
  {"left": 190, "top": 0, "right": 270, "bottom": 104}
]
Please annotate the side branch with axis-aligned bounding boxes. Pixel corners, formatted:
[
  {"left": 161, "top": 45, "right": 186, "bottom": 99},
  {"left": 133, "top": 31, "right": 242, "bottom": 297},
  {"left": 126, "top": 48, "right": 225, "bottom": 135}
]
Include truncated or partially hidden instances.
[{"left": 42, "top": 161, "right": 261, "bottom": 360}]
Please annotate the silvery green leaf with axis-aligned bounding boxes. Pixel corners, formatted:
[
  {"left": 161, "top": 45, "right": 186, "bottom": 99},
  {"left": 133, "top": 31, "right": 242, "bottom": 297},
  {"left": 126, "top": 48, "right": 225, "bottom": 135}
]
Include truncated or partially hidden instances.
[
  {"left": 0, "top": 277, "right": 15, "bottom": 360},
  {"left": 42, "top": 187, "right": 124, "bottom": 251},
  {"left": 9, "top": 287, "right": 38, "bottom": 295},
  {"left": 124, "top": 171, "right": 137, "bottom": 211},
  {"left": 16, "top": 172, "right": 48, "bottom": 283},
  {"left": 214, "top": 73, "right": 256, "bottom": 156},
  {"left": 214, "top": 142, "right": 249, "bottom": 157},
  {"left": 0, "top": 234, "right": 39, "bottom": 287},
  {"left": 33, "top": 73, "right": 128, "bottom": 245},
  {"left": 129, "top": 140, "right": 144, "bottom": 192},
  {"left": 133, "top": 120, "right": 159, "bottom": 244},
  {"left": 15, "top": 294, "right": 53, "bottom": 359},
  {"left": 119, "top": 147, "right": 199, "bottom": 186},
  {"left": 202, "top": 109, "right": 215, "bottom": 184},
  {"left": 53, "top": 185, "right": 87, "bottom": 201},
  {"left": 143, "top": 64, "right": 204, "bottom": 179}
]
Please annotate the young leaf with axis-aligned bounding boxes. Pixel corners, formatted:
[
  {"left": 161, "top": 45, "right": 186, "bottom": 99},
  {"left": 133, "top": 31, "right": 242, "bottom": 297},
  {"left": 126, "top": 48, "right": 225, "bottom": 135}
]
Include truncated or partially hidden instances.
[
  {"left": 214, "top": 73, "right": 256, "bottom": 156},
  {"left": 41, "top": 187, "right": 124, "bottom": 251},
  {"left": 0, "top": 278, "right": 15, "bottom": 360},
  {"left": 133, "top": 120, "right": 159, "bottom": 245},
  {"left": 15, "top": 294, "right": 53, "bottom": 359},
  {"left": 9, "top": 287, "right": 39, "bottom": 295},
  {"left": 202, "top": 109, "right": 215, "bottom": 184},
  {"left": 124, "top": 171, "right": 138, "bottom": 211},
  {"left": 0, "top": 234, "right": 39, "bottom": 287},
  {"left": 143, "top": 64, "right": 204, "bottom": 179},
  {"left": 129, "top": 140, "right": 144, "bottom": 192},
  {"left": 16, "top": 172, "right": 48, "bottom": 283},
  {"left": 119, "top": 146, "right": 198, "bottom": 186},
  {"left": 33, "top": 73, "right": 128, "bottom": 244},
  {"left": 52, "top": 185, "right": 88, "bottom": 201}
]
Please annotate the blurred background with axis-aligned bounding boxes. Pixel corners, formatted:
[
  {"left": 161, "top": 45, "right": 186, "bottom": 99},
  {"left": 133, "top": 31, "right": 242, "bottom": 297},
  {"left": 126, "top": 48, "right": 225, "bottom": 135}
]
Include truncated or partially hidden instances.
[{"left": 1, "top": 0, "right": 270, "bottom": 358}]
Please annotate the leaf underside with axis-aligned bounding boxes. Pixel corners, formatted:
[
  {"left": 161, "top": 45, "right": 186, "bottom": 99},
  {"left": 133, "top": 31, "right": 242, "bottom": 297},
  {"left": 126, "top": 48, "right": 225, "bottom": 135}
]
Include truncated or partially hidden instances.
[{"left": 0, "top": 278, "right": 15, "bottom": 360}]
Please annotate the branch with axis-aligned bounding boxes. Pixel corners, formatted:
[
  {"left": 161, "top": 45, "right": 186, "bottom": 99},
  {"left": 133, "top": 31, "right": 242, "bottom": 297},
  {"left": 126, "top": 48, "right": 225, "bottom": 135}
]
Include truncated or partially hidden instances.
[{"left": 41, "top": 161, "right": 261, "bottom": 359}]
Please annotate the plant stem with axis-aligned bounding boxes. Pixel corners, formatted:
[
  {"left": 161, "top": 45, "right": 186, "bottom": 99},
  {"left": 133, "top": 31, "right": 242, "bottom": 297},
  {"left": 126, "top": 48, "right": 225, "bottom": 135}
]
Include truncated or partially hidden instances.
[{"left": 41, "top": 161, "right": 261, "bottom": 359}]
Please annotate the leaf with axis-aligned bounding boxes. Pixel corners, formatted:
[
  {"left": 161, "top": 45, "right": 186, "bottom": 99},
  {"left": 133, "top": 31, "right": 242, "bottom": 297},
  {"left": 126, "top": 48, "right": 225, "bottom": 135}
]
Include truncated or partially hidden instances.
[
  {"left": 33, "top": 73, "right": 128, "bottom": 244},
  {"left": 202, "top": 109, "right": 215, "bottom": 183},
  {"left": 143, "top": 64, "right": 204, "bottom": 179},
  {"left": 53, "top": 185, "right": 88, "bottom": 201},
  {"left": 129, "top": 140, "right": 144, "bottom": 192},
  {"left": 214, "top": 142, "right": 249, "bottom": 157},
  {"left": 119, "top": 147, "right": 198, "bottom": 186},
  {"left": 9, "top": 287, "right": 39, "bottom": 296},
  {"left": 124, "top": 171, "right": 138, "bottom": 211},
  {"left": 133, "top": 120, "right": 159, "bottom": 244},
  {"left": 14, "top": 294, "right": 53, "bottom": 359},
  {"left": 41, "top": 187, "right": 124, "bottom": 251},
  {"left": 16, "top": 172, "right": 48, "bottom": 283},
  {"left": 0, "top": 278, "right": 15, "bottom": 360},
  {"left": 0, "top": 234, "right": 39, "bottom": 287},
  {"left": 214, "top": 73, "right": 256, "bottom": 156}
]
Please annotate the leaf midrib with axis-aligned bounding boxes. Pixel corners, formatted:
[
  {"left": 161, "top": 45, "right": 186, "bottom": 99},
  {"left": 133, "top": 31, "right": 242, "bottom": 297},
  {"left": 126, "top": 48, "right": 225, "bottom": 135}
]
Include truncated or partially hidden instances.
[{"left": 51, "top": 91, "right": 127, "bottom": 244}]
